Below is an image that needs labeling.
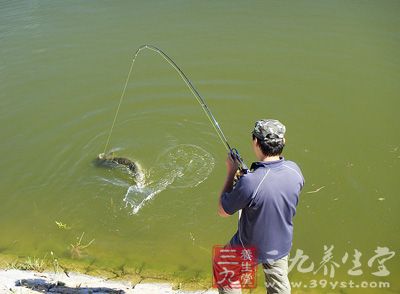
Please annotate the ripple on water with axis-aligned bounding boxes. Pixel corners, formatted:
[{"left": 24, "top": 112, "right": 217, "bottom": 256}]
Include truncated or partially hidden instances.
[{"left": 123, "top": 144, "right": 215, "bottom": 214}]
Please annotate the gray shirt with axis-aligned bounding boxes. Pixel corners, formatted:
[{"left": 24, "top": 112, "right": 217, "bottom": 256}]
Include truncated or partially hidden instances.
[{"left": 221, "top": 158, "right": 304, "bottom": 264}]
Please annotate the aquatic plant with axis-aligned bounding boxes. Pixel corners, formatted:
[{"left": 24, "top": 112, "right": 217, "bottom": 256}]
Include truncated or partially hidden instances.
[
  {"left": 55, "top": 221, "right": 71, "bottom": 230},
  {"left": 70, "top": 232, "right": 95, "bottom": 259}
]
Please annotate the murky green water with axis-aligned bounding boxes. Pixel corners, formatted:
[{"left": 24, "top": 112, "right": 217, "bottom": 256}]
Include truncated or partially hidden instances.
[{"left": 1, "top": 1, "right": 399, "bottom": 292}]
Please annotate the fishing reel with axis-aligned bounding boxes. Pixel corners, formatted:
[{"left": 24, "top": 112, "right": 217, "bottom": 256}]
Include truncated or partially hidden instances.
[
  {"left": 230, "top": 148, "right": 248, "bottom": 174},
  {"left": 230, "top": 148, "right": 248, "bottom": 186}
]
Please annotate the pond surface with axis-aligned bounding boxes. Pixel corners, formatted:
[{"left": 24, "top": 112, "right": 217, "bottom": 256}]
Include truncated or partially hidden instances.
[{"left": 0, "top": 1, "right": 399, "bottom": 292}]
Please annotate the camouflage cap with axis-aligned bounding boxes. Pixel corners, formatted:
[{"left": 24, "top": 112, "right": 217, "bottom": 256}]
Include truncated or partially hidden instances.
[{"left": 252, "top": 119, "right": 286, "bottom": 143}]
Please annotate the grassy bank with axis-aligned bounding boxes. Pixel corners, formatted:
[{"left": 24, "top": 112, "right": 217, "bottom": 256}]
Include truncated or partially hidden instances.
[{"left": 0, "top": 252, "right": 213, "bottom": 292}]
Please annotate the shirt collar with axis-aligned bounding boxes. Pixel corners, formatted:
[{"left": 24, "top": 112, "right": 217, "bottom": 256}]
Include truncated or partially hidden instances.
[{"left": 250, "top": 157, "right": 285, "bottom": 171}]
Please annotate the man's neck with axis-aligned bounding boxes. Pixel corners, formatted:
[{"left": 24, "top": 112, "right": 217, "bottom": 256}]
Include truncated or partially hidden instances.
[{"left": 260, "top": 155, "right": 281, "bottom": 162}]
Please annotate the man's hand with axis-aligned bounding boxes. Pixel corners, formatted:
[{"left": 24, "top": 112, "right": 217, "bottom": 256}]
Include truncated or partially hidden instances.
[{"left": 226, "top": 152, "right": 239, "bottom": 176}]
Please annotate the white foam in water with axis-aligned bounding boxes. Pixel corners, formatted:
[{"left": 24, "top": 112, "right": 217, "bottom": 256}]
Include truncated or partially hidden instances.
[
  {"left": 123, "top": 144, "right": 214, "bottom": 214},
  {"left": 123, "top": 178, "right": 171, "bottom": 214}
]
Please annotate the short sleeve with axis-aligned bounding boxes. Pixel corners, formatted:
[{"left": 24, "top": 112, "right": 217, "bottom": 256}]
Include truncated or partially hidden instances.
[{"left": 220, "top": 175, "right": 254, "bottom": 215}]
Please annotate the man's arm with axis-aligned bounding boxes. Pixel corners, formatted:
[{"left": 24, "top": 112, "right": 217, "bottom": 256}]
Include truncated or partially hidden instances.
[{"left": 218, "top": 154, "right": 239, "bottom": 217}]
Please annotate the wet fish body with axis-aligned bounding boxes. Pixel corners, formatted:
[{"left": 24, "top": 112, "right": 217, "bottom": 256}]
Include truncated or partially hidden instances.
[{"left": 95, "top": 153, "right": 138, "bottom": 174}]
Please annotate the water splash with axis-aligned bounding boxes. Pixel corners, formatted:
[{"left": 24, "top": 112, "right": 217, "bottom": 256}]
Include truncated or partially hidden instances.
[{"left": 123, "top": 144, "right": 214, "bottom": 214}]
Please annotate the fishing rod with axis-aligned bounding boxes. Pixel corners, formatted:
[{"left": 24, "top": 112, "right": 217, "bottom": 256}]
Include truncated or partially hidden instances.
[{"left": 103, "top": 44, "right": 248, "bottom": 172}]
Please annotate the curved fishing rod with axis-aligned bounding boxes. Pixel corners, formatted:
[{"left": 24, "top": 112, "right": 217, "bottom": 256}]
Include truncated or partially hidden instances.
[
  {"left": 103, "top": 44, "right": 248, "bottom": 172},
  {"left": 138, "top": 45, "right": 232, "bottom": 150}
]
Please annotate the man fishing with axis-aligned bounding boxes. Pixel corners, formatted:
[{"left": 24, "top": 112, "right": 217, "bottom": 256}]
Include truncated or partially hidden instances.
[{"left": 215, "top": 119, "right": 304, "bottom": 294}]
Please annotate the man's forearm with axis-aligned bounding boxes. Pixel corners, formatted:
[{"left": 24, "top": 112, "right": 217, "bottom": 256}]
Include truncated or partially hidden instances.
[
  {"left": 221, "top": 171, "right": 236, "bottom": 194},
  {"left": 218, "top": 171, "right": 236, "bottom": 217}
]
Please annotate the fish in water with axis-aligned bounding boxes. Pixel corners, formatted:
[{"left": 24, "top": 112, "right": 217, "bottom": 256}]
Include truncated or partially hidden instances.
[{"left": 96, "top": 152, "right": 138, "bottom": 174}]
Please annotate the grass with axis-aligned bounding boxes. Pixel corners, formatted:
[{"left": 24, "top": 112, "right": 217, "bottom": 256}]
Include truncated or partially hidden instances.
[{"left": 6, "top": 256, "right": 46, "bottom": 272}]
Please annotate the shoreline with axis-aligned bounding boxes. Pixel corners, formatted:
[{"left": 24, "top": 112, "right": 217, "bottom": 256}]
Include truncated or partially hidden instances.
[
  {"left": 0, "top": 269, "right": 218, "bottom": 293},
  {"left": 0, "top": 253, "right": 217, "bottom": 293}
]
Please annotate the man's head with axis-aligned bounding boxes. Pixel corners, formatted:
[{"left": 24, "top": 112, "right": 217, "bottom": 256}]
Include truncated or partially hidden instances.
[{"left": 252, "top": 119, "right": 286, "bottom": 157}]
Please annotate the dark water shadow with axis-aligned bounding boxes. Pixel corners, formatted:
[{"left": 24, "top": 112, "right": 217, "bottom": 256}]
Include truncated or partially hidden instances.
[{"left": 15, "top": 278, "right": 126, "bottom": 293}]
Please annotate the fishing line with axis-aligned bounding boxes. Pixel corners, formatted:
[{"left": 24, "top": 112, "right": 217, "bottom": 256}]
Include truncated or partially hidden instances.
[{"left": 103, "top": 53, "right": 136, "bottom": 155}]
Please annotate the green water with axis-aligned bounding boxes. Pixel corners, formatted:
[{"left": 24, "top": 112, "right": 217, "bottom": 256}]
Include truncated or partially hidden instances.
[{"left": 1, "top": 1, "right": 399, "bottom": 292}]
